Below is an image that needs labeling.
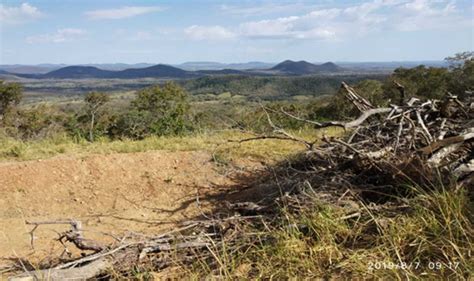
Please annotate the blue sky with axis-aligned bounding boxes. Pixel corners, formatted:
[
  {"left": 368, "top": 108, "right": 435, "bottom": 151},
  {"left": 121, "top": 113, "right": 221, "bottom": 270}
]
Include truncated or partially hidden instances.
[{"left": 0, "top": 0, "right": 473, "bottom": 64}]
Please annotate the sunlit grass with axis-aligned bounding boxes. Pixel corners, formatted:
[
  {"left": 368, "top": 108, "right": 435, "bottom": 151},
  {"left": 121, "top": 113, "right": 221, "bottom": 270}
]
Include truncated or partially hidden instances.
[{"left": 0, "top": 127, "right": 344, "bottom": 163}]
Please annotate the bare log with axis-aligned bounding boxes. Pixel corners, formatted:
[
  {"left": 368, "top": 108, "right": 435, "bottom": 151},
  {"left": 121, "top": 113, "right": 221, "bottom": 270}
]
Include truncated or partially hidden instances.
[{"left": 9, "top": 259, "right": 110, "bottom": 281}]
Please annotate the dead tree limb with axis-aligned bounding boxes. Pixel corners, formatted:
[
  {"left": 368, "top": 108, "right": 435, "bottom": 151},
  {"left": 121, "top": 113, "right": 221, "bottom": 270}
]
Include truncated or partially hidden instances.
[
  {"left": 26, "top": 220, "right": 104, "bottom": 253},
  {"left": 419, "top": 130, "right": 474, "bottom": 155},
  {"left": 10, "top": 259, "right": 111, "bottom": 281},
  {"left": 229, "top": 105, "right": 317, "bottom": 149},
  {"left": 416, "top": 110, "right": 433, "bottom": 142},
  {"left": 281, "top": 107, "right": 394, "bottom": 130},
  {"left": 341, "top": 81, "right": 374, "bottom": 112},
  {"left": 394, "top": 80, "right": 406, "bottom": 105}
]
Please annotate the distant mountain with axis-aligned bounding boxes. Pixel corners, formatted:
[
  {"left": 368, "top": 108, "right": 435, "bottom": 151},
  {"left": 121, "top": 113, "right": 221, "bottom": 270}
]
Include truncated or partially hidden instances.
[
  {"left": 317, "top": 62, "right": 341, "bottom": 72},
  {"left": 113, "top": 64, "right": 191, "bottom": 79},
  {"left": 1, "top": 60, "right": 449, "bottom": 78},
  {"left": 0, "top": 70, "right": 23, "bottom": 80},
  {"left": 41, "top": 66, "right": 113, "bottom": 79},
  {"left": 0, "top": 65, "right": 64, "bottom": 74},
  {"left": 6, "top": 60, "right": 345, "bottom": 79},
  {"left": 270, "top": 60, "right": 342, "bottom": 75},
  {"left": 83, "top": 63, "right": 155, "bottom": 71},
  {"left": 0, "top": 63, "right": 157, "bottom": 74},
  {"left": 15, "top": 64, "right": 195, "bottom": 79},
  {"left": 271, "top": 60, "right": 316, "bottom": 74}
]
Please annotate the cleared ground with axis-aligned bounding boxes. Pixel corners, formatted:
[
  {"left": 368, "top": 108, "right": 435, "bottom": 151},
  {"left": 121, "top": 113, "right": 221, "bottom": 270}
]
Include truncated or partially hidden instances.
[{"left": 0, "top": 150, "right": 258, "bottom": 263}]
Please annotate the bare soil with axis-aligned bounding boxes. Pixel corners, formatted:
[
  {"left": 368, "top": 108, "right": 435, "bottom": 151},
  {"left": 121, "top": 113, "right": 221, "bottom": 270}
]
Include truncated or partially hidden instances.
[{"left": 0, "top": 151, "right": 254, "bottom": 264}]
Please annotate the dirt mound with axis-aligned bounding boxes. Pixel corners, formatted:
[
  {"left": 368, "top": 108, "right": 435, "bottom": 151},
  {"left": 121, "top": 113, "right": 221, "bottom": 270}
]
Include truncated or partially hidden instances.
[{"left": 0, "top": 151, "right": 241, "bottom": 263}]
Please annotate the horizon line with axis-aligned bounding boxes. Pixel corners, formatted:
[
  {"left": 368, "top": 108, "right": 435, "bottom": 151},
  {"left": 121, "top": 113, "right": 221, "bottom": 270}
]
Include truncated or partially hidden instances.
[{"left": 0, "top": 59, "right": 449, "bottom": 66}]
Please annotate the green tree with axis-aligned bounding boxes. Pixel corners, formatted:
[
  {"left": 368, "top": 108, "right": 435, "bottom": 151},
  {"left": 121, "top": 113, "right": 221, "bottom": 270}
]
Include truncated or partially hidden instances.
[
  {"left": 353, "top": 80, "right": 385, "bottom": 106},
  {"left": 445, "top": 51, "right": 473, "bottom": 68},
  {"left": 132, "top": 82, "right": 189, "bottom": 135},
  {"left": 382, "top": 66, "right": 450, "bottom": 100},
  {"left": 446, "top": 52, "right": 474, "bottom": 98},
  {"left": 111, "top": 110, "right": 151, "bottom": 139},
  {"left": 84, "top": 92, "right": 110, "bottom": 142},
  {"left": 0, "top": 81, "right": 22, "bottom": 123}
]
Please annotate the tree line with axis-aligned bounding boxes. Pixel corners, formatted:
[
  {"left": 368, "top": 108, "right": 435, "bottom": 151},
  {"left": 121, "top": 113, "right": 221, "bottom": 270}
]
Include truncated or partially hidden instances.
[
  {"left": 0, "top": 52, "right": 472, "bottom": 142},
  {"left": 0, "top": 82, "right": 190, "bottom": 142}
]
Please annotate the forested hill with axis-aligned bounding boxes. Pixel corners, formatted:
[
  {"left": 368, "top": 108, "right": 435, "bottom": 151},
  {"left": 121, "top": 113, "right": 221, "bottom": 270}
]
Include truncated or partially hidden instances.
[
  {"left": 180, "top": 74, "right": 386, "bottom": 100},
  {"left": 16, "top": 64, "right": 196, "bottom": 79},
  {"left": 270, "top": 60, "right": 342, "bottom": 75},
  {"left": 9, "top": 60, "right": 345, "bottom": 79}
]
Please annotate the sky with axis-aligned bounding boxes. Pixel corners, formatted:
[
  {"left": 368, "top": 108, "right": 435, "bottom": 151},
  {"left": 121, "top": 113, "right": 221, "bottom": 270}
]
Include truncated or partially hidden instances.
[{"left": 0, "top": 0, "right": 473, "bottom": 64}]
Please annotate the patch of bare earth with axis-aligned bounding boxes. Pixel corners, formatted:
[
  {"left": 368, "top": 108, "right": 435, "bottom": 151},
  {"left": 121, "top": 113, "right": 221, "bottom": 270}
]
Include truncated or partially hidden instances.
[{"left": 0, "top": 151, "right": 255, "bottom": 264}]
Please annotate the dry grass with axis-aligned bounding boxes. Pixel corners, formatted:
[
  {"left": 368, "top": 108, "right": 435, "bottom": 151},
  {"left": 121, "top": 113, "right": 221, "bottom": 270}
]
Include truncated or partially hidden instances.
[
  {"left": 0, "top": 127, "right": 343, "bottom": 163},
  {"left": 180, "top": 186, "right": 472, "bottom": 280}
]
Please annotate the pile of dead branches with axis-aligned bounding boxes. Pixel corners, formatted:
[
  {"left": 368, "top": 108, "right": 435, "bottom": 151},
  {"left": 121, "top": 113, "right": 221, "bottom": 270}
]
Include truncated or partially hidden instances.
[
  {"left": 309, "top": 82, "right": 472, "bottom": 190},
  {"left": 7, "top": 82, "right": 472, "bottom": 280},
  {"left": 241, "top": 81, "right": 473, "bottom": 191}
]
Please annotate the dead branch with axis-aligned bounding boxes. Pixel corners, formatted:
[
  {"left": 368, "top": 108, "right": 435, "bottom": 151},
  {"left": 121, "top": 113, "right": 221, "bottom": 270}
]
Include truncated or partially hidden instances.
[
  {"left": 10, "top": 259, "right": 111, "bottom": 281},
  {"left": 341, "top": 81, "right": 374, "bottom": 112},
  {"left": 394, "top": 80, "right": 405, "bottom": 105},
  {"left": 419, "top": 130, "right": 474, "bottom": 155},
  {"left": 229, "top": 105, "right": 317, "bottom": 149},
  {"left": 281, "top": 106, "right": 394, "bottom": 129},
  {"left": 26, "top": 220, "right": 104, "bottom": 253}
]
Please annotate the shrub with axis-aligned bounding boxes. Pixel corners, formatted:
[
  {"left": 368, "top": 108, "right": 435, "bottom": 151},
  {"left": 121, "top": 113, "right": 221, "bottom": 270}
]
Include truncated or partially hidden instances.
[
  {"left": 113, "top": 82, "right": 190, "bottom": 139},
  {"left": 382, "top": 66, "right": 450, "bottom": 100},
  {"left": 16, "top": 105, "right": 67, "bottom": 140},
  {"left": 0, "top": 80, "right": 22, "bottom": 123}
]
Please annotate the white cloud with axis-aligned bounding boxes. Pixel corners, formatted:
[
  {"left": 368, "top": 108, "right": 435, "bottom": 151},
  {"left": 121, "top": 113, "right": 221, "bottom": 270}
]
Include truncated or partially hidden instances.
[
  {"left": 212, "top": 0, "right": 467, "bottom": 41},
  {"left": 239, "top": 15, "right": 338, "bottom": 40},
  {"left": 394, "top": 0, "right": 466, "bottom": 31},
  {"left": 85, "top": 6, "right": 163, "bottom": 20},
  {"left": 26, "top": 28, "right": 86, "bottom": 44},
  {"left": 184, "top": 25, "right": 236, "bottom": 40},
  {"left": 0, "top": 2, "right": 42, "bottom": 24},
  {"left": 239, "top": 16, "right": 299, "bottom": 39},
  {"left": 220, "top": 3, "right": 321, "bottom": 17}
]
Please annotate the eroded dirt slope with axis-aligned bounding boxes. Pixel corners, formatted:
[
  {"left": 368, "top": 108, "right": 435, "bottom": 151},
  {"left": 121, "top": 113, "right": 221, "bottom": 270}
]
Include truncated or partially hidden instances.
[{"left": 0, "top": 151, "right": 243, "bottom": 263}]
